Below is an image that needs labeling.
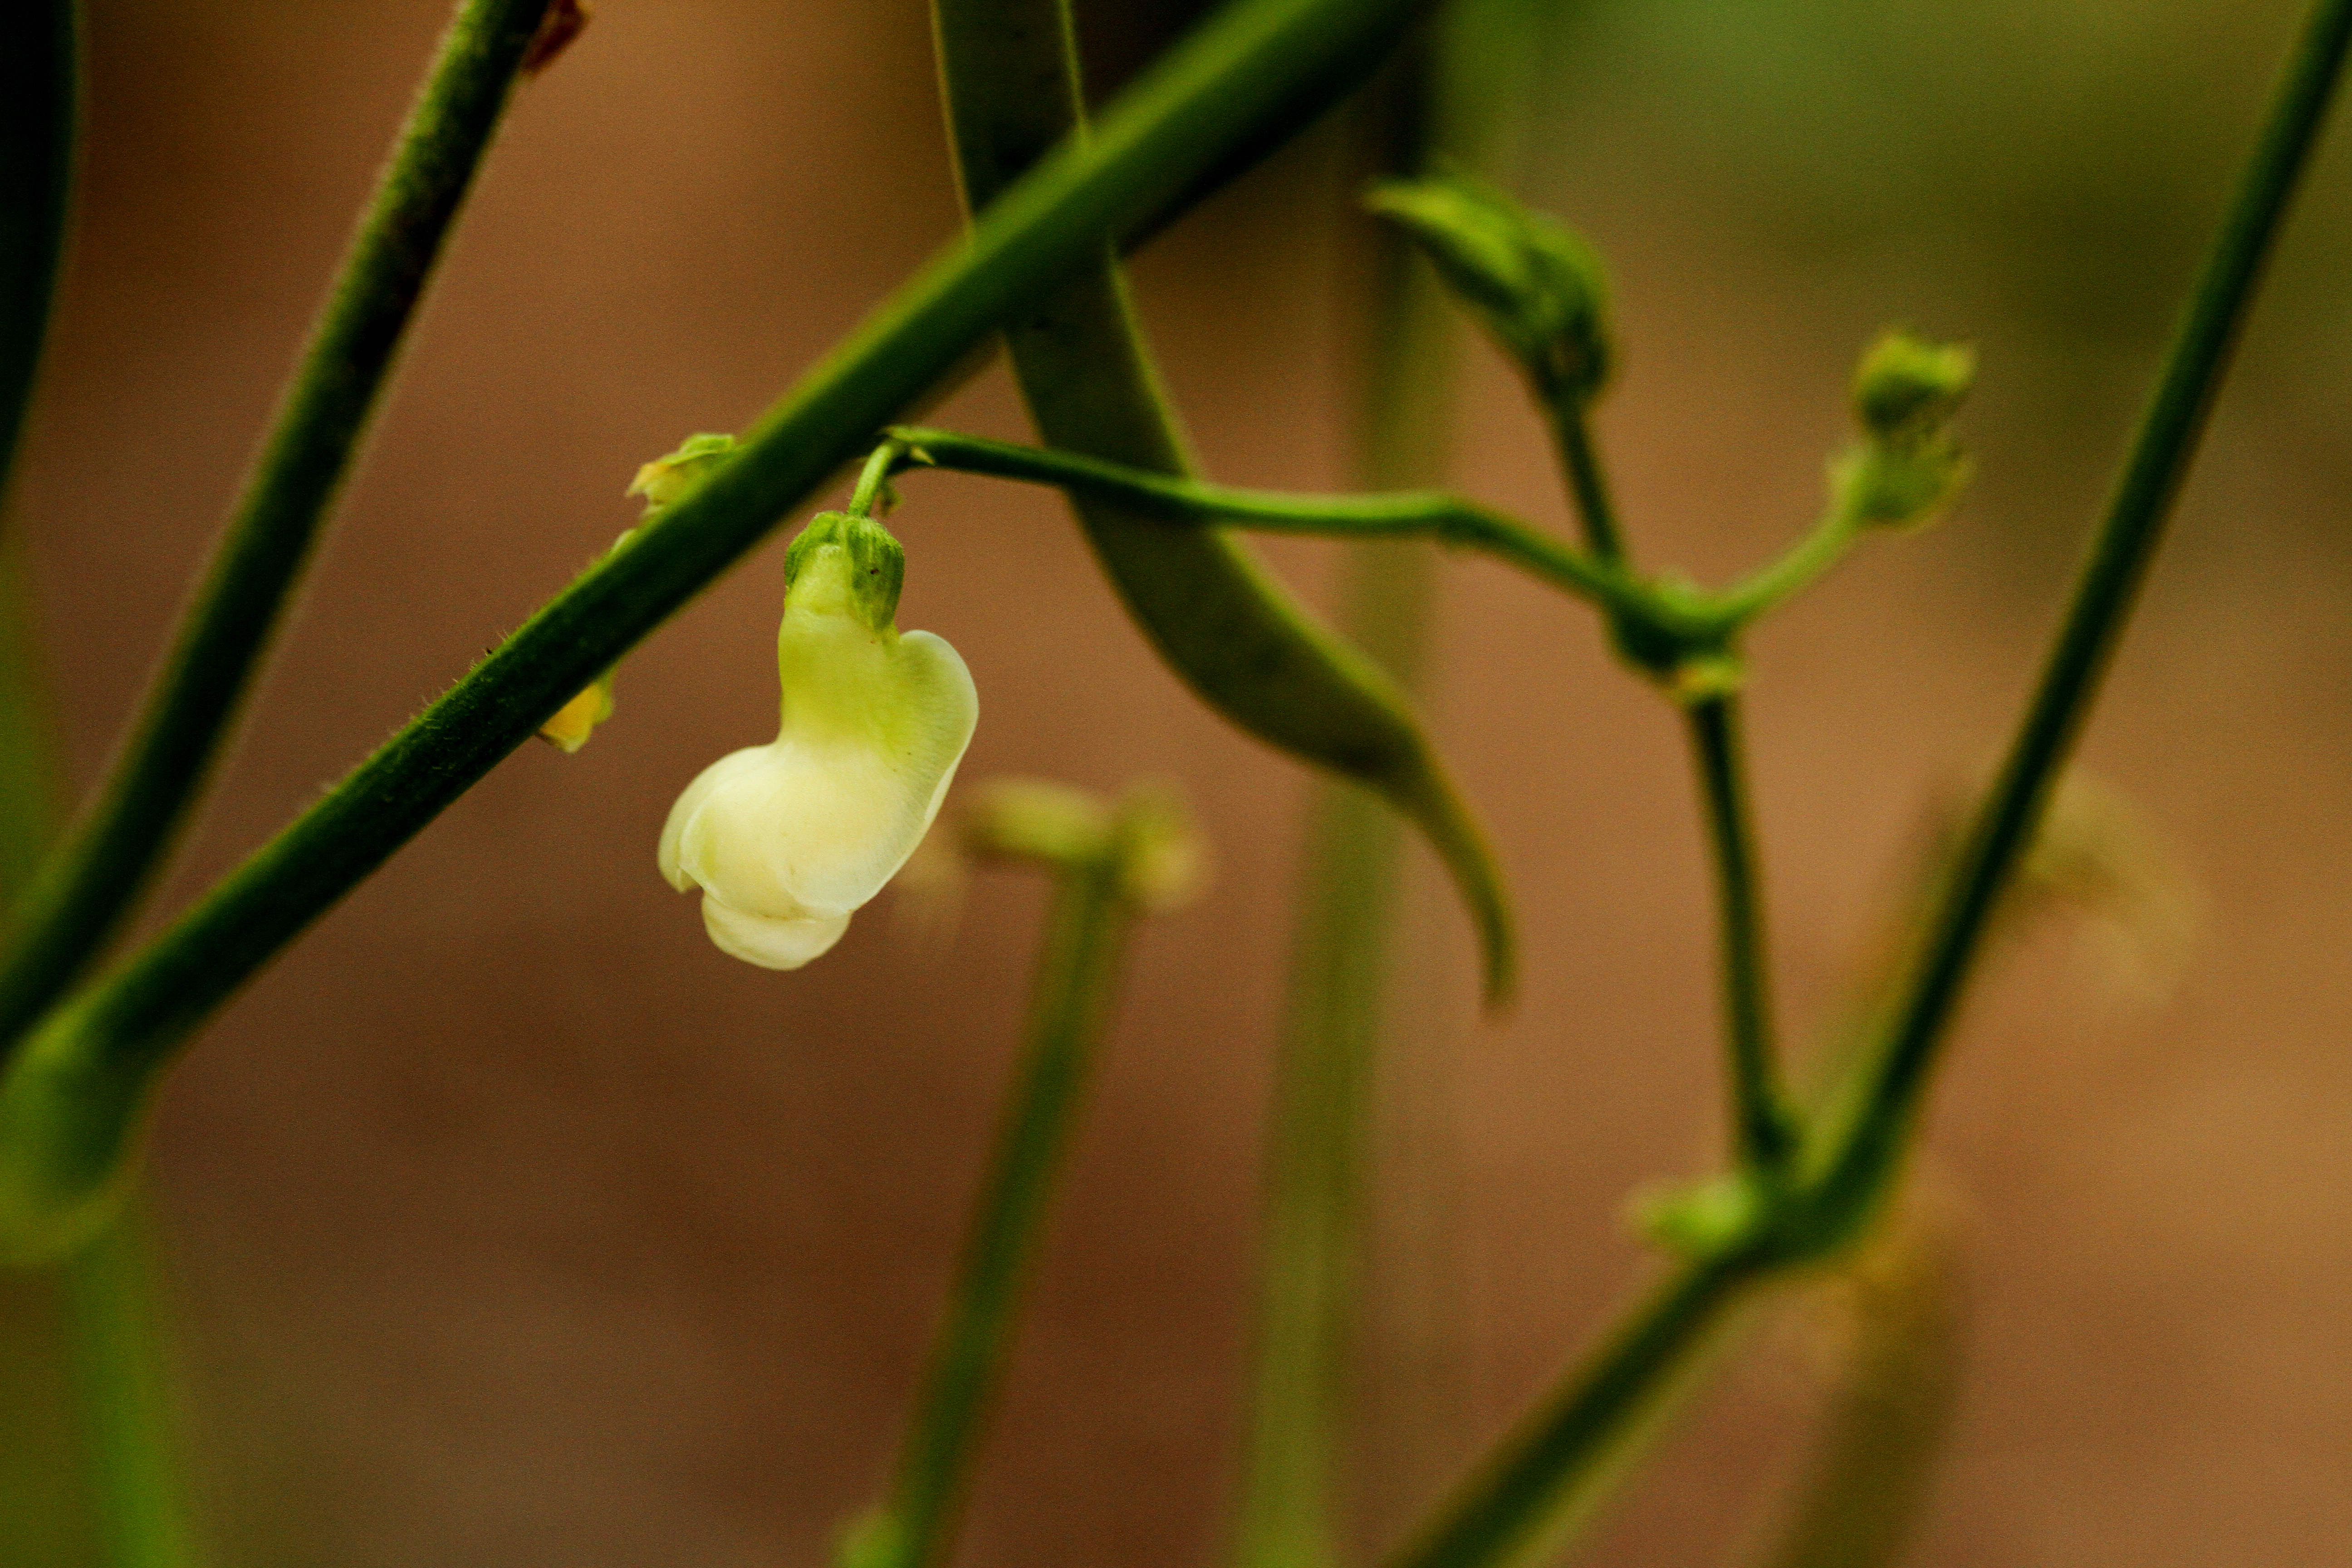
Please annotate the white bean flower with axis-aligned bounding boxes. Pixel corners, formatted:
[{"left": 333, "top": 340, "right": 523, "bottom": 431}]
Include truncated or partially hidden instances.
[{"left": 659, "top": 508, "right": 977, "bottom": 968}]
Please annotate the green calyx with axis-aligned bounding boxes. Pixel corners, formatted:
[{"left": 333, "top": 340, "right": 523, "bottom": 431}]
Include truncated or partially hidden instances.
[
  {"left": 786, "top": 510, "right": 907, "bottom": 634},
  {"left": 1365, "top": 169, "right": 1614, "bottom": 406}
]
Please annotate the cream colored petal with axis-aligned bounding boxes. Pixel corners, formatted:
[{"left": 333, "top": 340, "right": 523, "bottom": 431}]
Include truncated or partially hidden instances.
[
  {"left": 700, "top": 895, "right": 852, "bottom": 969},
  {"left": 657, "top": 745, "right": 769, "bottom": 892},
  {"left": 681, "top": 628, "right": 977, "bottom": 918}
]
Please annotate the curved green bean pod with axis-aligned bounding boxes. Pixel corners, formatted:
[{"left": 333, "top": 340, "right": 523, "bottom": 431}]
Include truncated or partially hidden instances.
[{"left": 935, "top": 0, "right": 1514, "bottom": 1005}]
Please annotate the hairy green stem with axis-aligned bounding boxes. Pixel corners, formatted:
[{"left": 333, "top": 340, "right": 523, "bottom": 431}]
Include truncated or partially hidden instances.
[
  {"left": 1809, "top": 0, "right": 2352, "bottom": 1237},
  {"left": 861, "top": 859, "right": 1136, "bottom": 1568},
  {"left": 0, "top": 0, "right": 554, "bottom": 1063},
  {"left": 0, "top": 0, "right": 1437, "bottom": 1261},
  {"left": 887, "top": 426, "right": 1640, "bottom": 616},
  {"left": 1685, "top": 696, "right": 1795, "bottom": 1174},
  {"left": 0, "top": 0, "right": 75, "bottom": 505}
]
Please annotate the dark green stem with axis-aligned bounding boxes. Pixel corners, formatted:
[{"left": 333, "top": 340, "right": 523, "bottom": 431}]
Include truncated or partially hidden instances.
[
  {"left": 0, "top": 0, "right": 75, "bottom": 507},
  {"left": 1382, "top": 1253, "right": 1761, "bottom": 1568},
  {"left": 0, "top": 0, "right": 554, "bottom": 1064},
  {"left": 1809, "top": 0, "right": 2352, "bottom": 1236},
  {"left": 1685, "top": 696, "right": 1795, "bottom": 1174},
  {"left": 0, "top": 0, "right": 1436, "bottom": 1260},
  {"left": 1551, "top": 404, "right": 1624, "bottom": 564},
  {"left": 888, "top": 426, "right": 1637, "bottom": 615},
  {"left": 866, "top": 861, "right": 1135, "bottom": 1568}
]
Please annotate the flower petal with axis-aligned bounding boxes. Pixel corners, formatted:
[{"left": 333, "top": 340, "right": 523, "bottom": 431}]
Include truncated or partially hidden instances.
[
  {"left": 700, "top": 895, "right": 852, "bottom": 969},
  {"left": 658, "top": 745, "right": 766, "bottom": 892}
]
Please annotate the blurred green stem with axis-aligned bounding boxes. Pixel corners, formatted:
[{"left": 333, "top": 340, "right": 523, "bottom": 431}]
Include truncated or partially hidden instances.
[
  {"left": 1233, "top": 57, "right": 1455, "bottom": 1568},
  {"left": 1550, "top": 406, "right": 1624, "bottom": 564},
  {"left": 1385, "top": 1251, "right": 1762, "bottom": 1568},
  {"left": 0, "top": 0, "right": 1436, "bottom": 1262},
  {"left": 62, "top": 1210, "right": 198, "bottom": 1568},
  {"left": 0, "top": 0, "right": 555, "bottom": 1065},
  {"left": 1684, "top": 696, "right": 1795, "bottom": 1175},
  {"left": 1362, "top": 2, "right": 2352, "bottom": 1562},
  {"left": 1808, "top": 0, "right": 2352, "bottom": 1240},
  {"left": 858, "top": 856, "right": 1138, "bottom": 1568}
]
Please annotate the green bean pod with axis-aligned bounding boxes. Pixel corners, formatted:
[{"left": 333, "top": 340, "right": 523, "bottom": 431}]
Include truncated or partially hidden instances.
[{"left": 935, "top": 0, "right": 1515, "bottom": 1004}]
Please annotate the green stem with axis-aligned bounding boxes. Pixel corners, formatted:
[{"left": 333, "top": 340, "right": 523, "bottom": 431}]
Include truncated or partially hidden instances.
[
  {"left": 1685, "top": 696, "right": 1795, "bottom": 1175},
  {"left": 887, "top": 426, "right": 1638, "bottom": 616},
  {"left": 0, "top": 0, "right": 75, "bottom": 507},
  {"left": 1382, "top": 1253, "right": 1761, "bottom": 1568},
  {"left": 62, "top": 1210, "right": 198, "bottom": 1568},
  {"left": 848, "top": 439, "right": 902, "bottom": 519},
  {"left": 865, "top": 860, "right": 1136, "bottom": 1568},
  {"left": 1809, "top": 0, "right": 2352, "bottom": 1237},
  {"left": 1711, "top": 509, "right": 1866, "bottom": 628},
  {"left": 1550, "top": 404, "right": 1625, "bottom": 564},
  {"left": 1235, "top": 59, "right": 1456, "bottom": 1561},
  {"left": 0, "top": 0, "right": 554, "bottom": 1064},
  {"left": 936, "top": 0, "right": 1516, "bottom": 1014},
  {"left": 0, "top": 0, "right": 1436, "bottom": 1261}
]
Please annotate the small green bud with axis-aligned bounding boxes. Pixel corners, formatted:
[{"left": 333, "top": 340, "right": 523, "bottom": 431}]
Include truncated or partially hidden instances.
[
  {"left": 785, "top": 510, "right": 906, "bottom": 635},
  {"left": 1833, "top": 330, "right": 1974, "bottom": 530},
  {"left": 1365, "top": 171, "right": 1613, "bottom": 406},
  {"left": 626, "top": 431, "right": 737, "bottom": 512},
  {"left": 1852, "top": 331, "right": 1974, "bottom": 441}
]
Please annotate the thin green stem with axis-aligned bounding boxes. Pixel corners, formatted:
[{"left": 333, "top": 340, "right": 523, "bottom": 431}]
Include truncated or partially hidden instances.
[
  {"left": 865, "top": 860, "right": 1135, "bottom": 1568},
  {"left": 1684, "top": 696, "right": 1796, "bottom": 1175},
  {"left": 1382, "top": 1252, "right": 1761, "bottom": 1568},
  {"left": 0, "top": 0, "right": 75, "bottom": 508},
  {"left": 0, "top": 0, "right": 554, "bottom": 1065},
  {"left": 0, "top": 0, "right": 1436, "bottom": 1260},
  {"left": 1235, "top": 58, "right": 1457, "bottom": 1561},
  {"left": 1809, "top": 0, "right": 2352, "bottom": 1237},
  {"left": 848, "top": 439, "right": 903, "bottom": 519},
  {"left": 1551, "top": 403, "right": 1625, "bottom": 564},
  {"left": 887, "top": 426, "right": 1641, "bottom": 617},
  {"left": 62, "top": 1210, "right": 198, "bottom": 1568},
  {"left": 1712, "top": 509, "right": 1867, "bottom": 628}
]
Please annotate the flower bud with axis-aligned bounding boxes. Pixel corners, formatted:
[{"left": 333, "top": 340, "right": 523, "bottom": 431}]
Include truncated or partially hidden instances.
[
  {"left": 1834, "top": 331, "right": 1974, "bottom": 530},
  {"left": 1365, "top": 171, "right": 1613, "bottom": 406},
  {"left": 626, "top": 431, "right": 737, "bottom": 510},
  {"left": 1852, "top": 331, "right": 1974, "bottom": 441},
  {"left": 658, "top": 512, "right": 976, "bottom": 969}
]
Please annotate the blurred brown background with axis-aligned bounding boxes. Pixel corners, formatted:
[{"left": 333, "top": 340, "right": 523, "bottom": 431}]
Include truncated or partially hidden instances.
[{"left": 7, "top": 0, "right": 2352, "bottom": 1563}]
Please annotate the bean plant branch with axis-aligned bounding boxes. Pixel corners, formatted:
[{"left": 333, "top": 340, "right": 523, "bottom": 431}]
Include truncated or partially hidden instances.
[
  {"left": 1356, "top": 5, "right": 2352, "bottom": 1563},
  {"left": 1550, "top": 405, "right": 1625, "bottom": 565},
  {"left": 0, "top": 0, "right": 75, "bottom": 510},
  {"left": 883, "top": 426, "right": 1659, "bottom": 625},
  {"left": 854, "top": 828, "right": 1148, "bottom": 1568},
  {"left": 1685, "top": 696, "right": 1796, "bottom": 1175},
  {"left": 0, "top": 0, "right": 1441, "bottom": 1261},
  {"left": 0, "top": 0, "right": 556, "bottom": 1065},
  {"left": 1806, "top": 0, "right": 2352, "bottom": 1242}
]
